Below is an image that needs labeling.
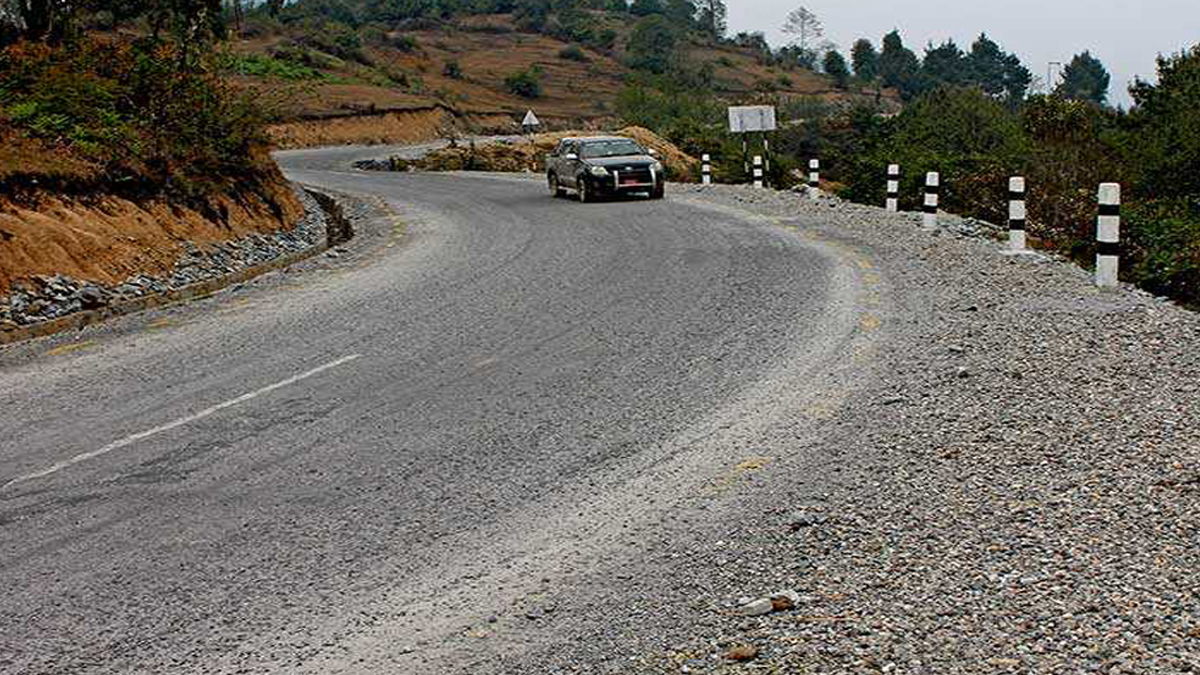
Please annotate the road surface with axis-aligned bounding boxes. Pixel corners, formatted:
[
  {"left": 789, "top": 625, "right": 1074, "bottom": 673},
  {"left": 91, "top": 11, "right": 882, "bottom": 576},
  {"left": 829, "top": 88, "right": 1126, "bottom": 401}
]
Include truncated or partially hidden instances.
[{"left": 0, "top": 153, "right": 882, "bottom": 673}]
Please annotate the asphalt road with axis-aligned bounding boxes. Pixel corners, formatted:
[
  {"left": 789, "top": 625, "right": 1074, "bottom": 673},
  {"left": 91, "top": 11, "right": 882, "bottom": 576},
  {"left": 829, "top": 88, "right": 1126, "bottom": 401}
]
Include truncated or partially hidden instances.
[{"left": 0, "top": 155, "right": 880, "bottom": 674}]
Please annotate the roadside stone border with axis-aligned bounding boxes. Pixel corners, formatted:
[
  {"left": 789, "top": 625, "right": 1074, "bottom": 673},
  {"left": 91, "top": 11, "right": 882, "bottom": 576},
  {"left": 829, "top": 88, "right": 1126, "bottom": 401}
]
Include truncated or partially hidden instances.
[{"left": 0, "top": 186, "right": 352, "bottom": 346}]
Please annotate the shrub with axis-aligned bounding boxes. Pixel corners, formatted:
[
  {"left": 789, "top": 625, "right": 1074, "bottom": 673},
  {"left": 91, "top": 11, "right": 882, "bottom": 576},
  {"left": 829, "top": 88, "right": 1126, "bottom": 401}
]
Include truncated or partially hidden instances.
[
  {"left": 230, "top": 53, "right": 323, "bottom": 81},
  {"left": 841, "top": 86, "right": 1027, "bottom": 218},
  {"left": 0, "top": 38, "right": 271, "bottom": 201},
  {"left": 505, "top": 67, "right": 542, "bottom": 98},
  {"left": 558, "top": 45, "right": 588, "bottom": 62},
  {"left": 392, "top": 34, "right": 419, "bottom": 52},
  {"left": 1123, "top": 199, "right": 1200, "bottom": 306},
  {"left": 295, "top": 19, "right": 371, "bottom": 65},
  {"left": 589, "top": 29, "right": 618, "bottom": 52},
  {"left": 442, "top": 59, "right": 462, "bottom": 78}
]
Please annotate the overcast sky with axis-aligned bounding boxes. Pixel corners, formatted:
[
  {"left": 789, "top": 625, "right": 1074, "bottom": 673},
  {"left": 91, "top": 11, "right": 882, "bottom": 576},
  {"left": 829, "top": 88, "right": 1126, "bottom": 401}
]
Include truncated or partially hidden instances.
[{"left": 725, "top": 0, "right": 1200, "bottom": 106}]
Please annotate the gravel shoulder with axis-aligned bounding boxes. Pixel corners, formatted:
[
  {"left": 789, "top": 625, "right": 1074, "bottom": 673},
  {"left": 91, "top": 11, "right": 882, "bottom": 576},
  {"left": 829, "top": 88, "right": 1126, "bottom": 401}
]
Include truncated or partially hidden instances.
[{"left": 474, "top": 184, "right": 1200, "bottom": 674}]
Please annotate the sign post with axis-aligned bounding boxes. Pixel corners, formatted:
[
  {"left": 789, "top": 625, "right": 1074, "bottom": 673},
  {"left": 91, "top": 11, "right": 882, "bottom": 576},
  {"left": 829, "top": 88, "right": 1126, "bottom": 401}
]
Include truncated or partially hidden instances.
[
  {"left": 728, "top": 106, "right": 777, "bottom": 187},
  {"left": 522, "top": 110, "right": 540, "bottom": 144}
]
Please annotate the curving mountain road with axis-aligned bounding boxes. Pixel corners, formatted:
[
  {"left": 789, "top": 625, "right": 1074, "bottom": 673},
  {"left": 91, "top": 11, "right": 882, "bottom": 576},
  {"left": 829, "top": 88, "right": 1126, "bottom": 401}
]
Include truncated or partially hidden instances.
[{"left": 0, "top": 151, "right": 884, "bottom": 674}]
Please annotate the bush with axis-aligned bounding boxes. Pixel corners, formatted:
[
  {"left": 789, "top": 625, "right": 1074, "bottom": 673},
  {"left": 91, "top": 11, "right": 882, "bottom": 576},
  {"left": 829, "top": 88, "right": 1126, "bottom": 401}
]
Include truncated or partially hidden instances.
[
  {"left": 230, "top": 53, "right": 323, "bottom": 81},
  {"left": 391, "top": 34, "right": 419, "bottom": 52},
  {"left": 0, "top": 38, "right": 271, "bottom": 201},
  {"left": 442, "top": 59, "right": 462, "bottom": 78},
  {"left": 1124, "top": 199, "right": 1200, "bottom": 305},
  {"left": 589, "top": 29, "right": 618, "bottom": 52},
  {"left": 841, "top": 86, "right": 1027, "bottom": 219},
  {"left": 295, "top": 19, "right": 370, "bottom": 65},
  {"left": 505, "top": 67, "right": 542, "bottom": 98},
  {"left": 558, "top": 45, "right": 588, "bottom": 62}
]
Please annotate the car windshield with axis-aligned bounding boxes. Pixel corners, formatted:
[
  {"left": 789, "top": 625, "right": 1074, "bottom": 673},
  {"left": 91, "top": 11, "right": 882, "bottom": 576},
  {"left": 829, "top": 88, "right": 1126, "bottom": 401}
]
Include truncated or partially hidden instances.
[{"left": 579, "top": 140, "right": 645, "bottom": 158}]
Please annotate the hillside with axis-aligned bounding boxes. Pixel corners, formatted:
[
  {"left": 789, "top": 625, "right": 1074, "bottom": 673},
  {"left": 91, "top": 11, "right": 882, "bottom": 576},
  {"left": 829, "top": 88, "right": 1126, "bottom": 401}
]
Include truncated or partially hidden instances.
[{"left": 229, "top": 10, "right": 895, "bottom": 148}]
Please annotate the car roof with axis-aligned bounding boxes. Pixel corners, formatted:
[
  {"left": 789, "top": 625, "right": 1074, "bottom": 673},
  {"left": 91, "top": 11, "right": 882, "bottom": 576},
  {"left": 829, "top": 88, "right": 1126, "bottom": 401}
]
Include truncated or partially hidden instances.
[{"left": 563, "top": 136, "right": 637, "bottom": 143}]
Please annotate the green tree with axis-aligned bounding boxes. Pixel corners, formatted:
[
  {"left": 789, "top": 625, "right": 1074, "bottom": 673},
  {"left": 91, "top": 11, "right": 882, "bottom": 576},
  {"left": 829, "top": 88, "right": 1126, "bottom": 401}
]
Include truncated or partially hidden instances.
[
  {"left": 2, "top": 0, "right": 87, "bottom": 42},
  {"left": 823, "top": 49, "right": 849, "bottom": 89},
  {"left": 663, "top": 0, "right": 695, "bottom": 26},
  {"left": 966, "top": 33, "right": 1031, "bottom": 104},
  {"left": 879, "top": 29, "right": 920, "bottom": 99},
  {"left": 626, "top": 13, "right": 678, "bottom": 73},
  {"left": 1057, "top": 51, "right": 1111, "bottom": 105},
  {"left": 694, "top": 0, "right": 725, "bottom": 40},
  {"left": 920, "top": 39, "right": 968, "bottom": 90},
  {"left": 630, "top": 0, "right": 662, "bottom": 16},
  {"left": 850, "top": 38, "right": 878, "bottom": 81},
  {"left": 1126, "top": 46, "right": 1200, "bottom": 201}
]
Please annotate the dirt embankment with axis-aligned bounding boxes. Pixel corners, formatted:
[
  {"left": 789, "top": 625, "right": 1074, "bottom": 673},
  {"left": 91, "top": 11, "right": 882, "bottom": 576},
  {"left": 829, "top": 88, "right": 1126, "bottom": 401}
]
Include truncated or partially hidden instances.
[
  {"left": 380, "top": 126, "right": 700, "bottom": 180},
  {"left": 267, "top": 106, "right": 532, "bottom": 149},
  {"left": 0, "top": 176, "right": 303, "bottom": 295}
]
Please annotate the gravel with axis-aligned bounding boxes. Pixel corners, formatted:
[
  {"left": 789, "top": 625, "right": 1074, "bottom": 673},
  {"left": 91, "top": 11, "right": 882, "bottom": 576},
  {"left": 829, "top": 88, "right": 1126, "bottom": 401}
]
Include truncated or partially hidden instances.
[
  {"left": 0, "top": 186, "right": 328, "bottom": 329},
  {"left": 480, "top": 183, "right": 1200, "bottom": 674}
]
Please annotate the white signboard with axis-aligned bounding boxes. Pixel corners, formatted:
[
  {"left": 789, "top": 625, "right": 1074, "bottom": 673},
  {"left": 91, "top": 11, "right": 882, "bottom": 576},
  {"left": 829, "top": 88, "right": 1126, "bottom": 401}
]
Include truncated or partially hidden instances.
[
  {"left": 728, "top": 105, "right": 777, "bottom": 133},
  {"left": 522, "top": 110, "right": 541, "bottom": 128}
]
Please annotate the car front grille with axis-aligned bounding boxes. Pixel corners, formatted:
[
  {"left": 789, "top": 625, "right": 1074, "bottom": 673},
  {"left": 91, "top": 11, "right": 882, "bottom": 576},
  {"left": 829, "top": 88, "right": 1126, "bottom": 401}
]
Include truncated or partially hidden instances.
[{"left": 614, "top": 167, "right": 654, "bottom": 186}]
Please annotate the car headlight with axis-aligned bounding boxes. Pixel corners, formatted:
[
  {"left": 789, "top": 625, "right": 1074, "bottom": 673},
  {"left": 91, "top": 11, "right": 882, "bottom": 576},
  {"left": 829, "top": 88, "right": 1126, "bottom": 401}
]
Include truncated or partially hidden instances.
[
  {"left": 650, "top": 161, "right": 664, "bottom": 173},
  {"left": 589, "top": 165, "right": 610, "bottom": 177}
]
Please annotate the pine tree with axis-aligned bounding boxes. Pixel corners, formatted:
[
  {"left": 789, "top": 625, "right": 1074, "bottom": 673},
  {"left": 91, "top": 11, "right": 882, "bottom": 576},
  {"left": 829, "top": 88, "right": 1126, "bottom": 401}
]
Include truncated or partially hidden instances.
[
  {"left": 1057, "top": 51, "right": 1111, "bottom": 105},
  {"left": 922, "top": 40, "right": 968, "bottom": 87},
  {"left": 967, "top": 33, "right": 1031, "bottom": 105},
  {"left": 851, "top": 38, "right": 879, "bottom": 81},
  {"left": 879, "top": 30, "right": 920, "bottom": 100},
  {"left": 823, "top": 49, "right": 850, "bottom": 89}
]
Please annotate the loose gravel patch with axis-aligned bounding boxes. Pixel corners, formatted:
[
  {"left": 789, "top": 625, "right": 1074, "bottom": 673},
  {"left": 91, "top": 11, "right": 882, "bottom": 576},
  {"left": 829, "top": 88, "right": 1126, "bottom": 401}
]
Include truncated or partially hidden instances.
[{"left": 484, "top": 184, "right": 1200, "bottom": 674}]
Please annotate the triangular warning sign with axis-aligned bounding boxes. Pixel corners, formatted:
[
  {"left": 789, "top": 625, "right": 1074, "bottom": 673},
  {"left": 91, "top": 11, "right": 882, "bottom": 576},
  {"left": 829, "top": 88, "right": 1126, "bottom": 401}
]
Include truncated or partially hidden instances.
[{"left": 522, "top": 110, "right": 540, "bottom": 127}]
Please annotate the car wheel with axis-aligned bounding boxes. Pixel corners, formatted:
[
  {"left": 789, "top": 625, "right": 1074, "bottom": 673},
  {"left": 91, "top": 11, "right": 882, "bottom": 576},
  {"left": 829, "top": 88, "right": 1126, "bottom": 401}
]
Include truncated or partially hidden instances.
[
  {"left": 650, "top": 184, "right": 665, "bottom": 200},
  {"left": 548, "top": 174, "right": 565, "bottom": 198},
  {"left": 578, "top": 177, "right": 590, "bottom": 203}
]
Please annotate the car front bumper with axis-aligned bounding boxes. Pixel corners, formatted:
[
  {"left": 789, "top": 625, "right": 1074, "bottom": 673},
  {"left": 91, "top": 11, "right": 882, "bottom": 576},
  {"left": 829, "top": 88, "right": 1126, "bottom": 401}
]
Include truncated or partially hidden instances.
[{"left": 584, "top": 168, "right": 662, "bottom": 195}]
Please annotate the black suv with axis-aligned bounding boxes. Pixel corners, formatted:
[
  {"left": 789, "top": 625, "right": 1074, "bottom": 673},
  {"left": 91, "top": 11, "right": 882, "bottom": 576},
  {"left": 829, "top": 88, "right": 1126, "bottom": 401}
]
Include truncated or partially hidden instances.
[{"left": 546, "top": 136, "right": 665, "bottom": 202}]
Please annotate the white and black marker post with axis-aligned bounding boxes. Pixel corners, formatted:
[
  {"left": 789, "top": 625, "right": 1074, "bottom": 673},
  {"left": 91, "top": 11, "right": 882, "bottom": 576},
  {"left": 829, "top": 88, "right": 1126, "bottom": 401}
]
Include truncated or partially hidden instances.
[
  {"left": 808, "top": 159, "right": 820, "bottom": 193},
  {"left": 702, "top": 154, "right": 712, "bottom": 185},
  {"left": 1096, "top": 183, "right": 1121, "bottom": 287},
  {"left": 922, "top": 172, "right": 940, "bottom": 231},
  {"left": 886, "top": 164, "right": 900, "bottom": 212},
  {"left": 1008, "top": 176, "right": 1027, "bottom": 251},
  {"left": 753, "top": 155, "right": 763, "bottom": 188}
]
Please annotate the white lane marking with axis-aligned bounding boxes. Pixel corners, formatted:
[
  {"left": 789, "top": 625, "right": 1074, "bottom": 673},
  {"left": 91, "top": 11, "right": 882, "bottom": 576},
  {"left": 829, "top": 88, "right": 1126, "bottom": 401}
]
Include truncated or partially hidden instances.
[{"left": 2, "top": 354, "right": 362, "bottom": 490}]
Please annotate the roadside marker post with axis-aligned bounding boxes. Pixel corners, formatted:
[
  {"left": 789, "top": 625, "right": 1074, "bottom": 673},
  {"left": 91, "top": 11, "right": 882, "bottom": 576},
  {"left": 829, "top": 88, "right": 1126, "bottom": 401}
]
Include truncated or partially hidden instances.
[
  {"left": 1007, "top": 177, "right": 1028, "bottom": 252},
  {"left": 1096, "top": 183, "right": 1121, "bottom": 288},
  {"left": 702, "top": 154, "right": 712, "bottom": 185},
  {"left": 886, "top": 164, "right": 900, "bottom": 212},
  {"left": 521, "top": 109, "right": 540, "bottom": 149},
  {"left": 753, "top": 156, "right": 763, "bottom": 188},
  {"left": 922, "top": 172, "right": 940, "bottom": 231},
  {"left": 808, "top": 159, "right": 820, "bottom": 195}
]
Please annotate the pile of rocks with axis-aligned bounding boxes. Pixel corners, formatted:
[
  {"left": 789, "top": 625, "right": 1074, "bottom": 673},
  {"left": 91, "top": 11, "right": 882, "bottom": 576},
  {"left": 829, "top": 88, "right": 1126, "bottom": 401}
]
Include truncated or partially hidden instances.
[{"left": 0, "top": 188, "right": 328, "bottom": 330}]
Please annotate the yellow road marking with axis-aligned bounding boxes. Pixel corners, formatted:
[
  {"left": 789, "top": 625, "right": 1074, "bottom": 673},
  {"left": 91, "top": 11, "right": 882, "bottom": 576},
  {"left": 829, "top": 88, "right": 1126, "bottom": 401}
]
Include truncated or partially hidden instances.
[{"left": 45, "top": 340, "right": 95, "bottom": 356}]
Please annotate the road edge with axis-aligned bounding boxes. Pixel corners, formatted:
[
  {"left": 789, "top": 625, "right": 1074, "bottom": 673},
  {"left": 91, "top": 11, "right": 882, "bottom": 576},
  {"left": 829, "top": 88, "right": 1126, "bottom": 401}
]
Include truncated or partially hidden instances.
[{"left": 0, "top": 186, "right": 350, "bottom": 347}]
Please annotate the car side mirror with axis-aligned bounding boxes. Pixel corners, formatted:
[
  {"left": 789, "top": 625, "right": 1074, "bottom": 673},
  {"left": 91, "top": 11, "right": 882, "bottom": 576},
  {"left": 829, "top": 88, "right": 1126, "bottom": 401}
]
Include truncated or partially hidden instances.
[{"left": 565, "top": 153, "right": 579, "bottom": 160}]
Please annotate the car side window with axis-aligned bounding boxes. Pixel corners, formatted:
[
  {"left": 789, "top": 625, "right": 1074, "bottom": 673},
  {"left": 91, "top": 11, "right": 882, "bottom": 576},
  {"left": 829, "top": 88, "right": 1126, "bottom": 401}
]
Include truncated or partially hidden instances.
[
  {"left": 564, "top": 142, "right": 577, "bottom": 158},
  {"left": 552, "top": 141, "right": 565, "bottom": 157}
]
